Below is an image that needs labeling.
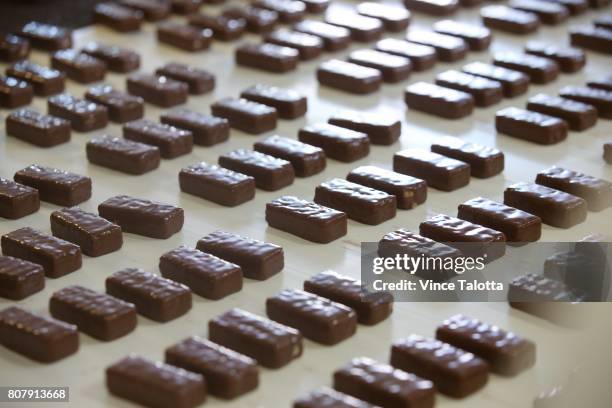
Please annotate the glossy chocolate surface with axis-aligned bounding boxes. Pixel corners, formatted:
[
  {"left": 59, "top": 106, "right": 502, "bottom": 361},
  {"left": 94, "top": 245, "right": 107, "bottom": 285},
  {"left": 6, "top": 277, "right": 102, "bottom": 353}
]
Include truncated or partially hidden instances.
[
  {"left": 219, "top": 149, "right": 294, "bottom": 191},
  {"left": 348, "top": 49, "right": 412, "bottom": 83},
  {"left": 93, "top": 2, "right": 143, "bottom": 32},
  {"left": 0, "top": 76, "right": 33, "bottom": 108},
  {"left": 6, "top": 60, "right": 65, "bottom": 96},
  {"left": 82, "top": 42, "right": 140, "bottom": 73},
  {"left": 117, "top": 0, "right": 171, "bottom": 21},
  {"left": 433, "top": 20, "right": 492, "bottom": 51},
  {"left": 51, "top": 49, "right": 106, "bottom": 83},
  {"left": 86, "top": 135, "right": 161, "bottom": 175},
  {"left": 295, "top": 387, "right": 377, "bottom": 408},
  {"left": 6, "top": 109, "right": 70, "bottom": 147},
  {"left": 265, "top": 29, "right": 323, "bottom": 60},
  {"left": 461, "top": 61, "right": 529, "bottom": 97},
  {"left": 357, "top": 2, "right": 411, "bottom": 31},
  {"left": 127, "top": 73, "right": 188, "bottom": 107},
  {"left": 13, "top": 164, "right": 91, "bottom": 206},
  {"left": 85, "top": 85, "right": 144, "bottom": 123},
  {"left": 241, "top": 84, "right": 307, "bottom": 119},
  {"left": 524, "top": 42, "right": 585, "bottom": 73},
  {"left": 0, "top": 256, "right": 45, "bottom": 300},
  {"left": 211, "top": 98, "right": 277, "bottom": 134},
  {"left": 495, "top": 107, "right": 568, "bottom": 145},
  {"left": 123, "top": 119, "right": 193, "bottom": 158},
  {"left": 0, "top": 178, "right": 39, "bottom": 219},
  {"left": 480, "top": 5, "right": 540, "bottom": 34},
  {"left": 404, "top": 82, "right": 474, "bottom": 119},
  {"left": 157, "top": 21, "right": 212, "bottom": 51},
  {"left": 435, "top": 70, "right": 503, "bottom": 107},
  {"left": 47, "top": 93, "right": 108, "bottom": 132},
  {"left": 403, "top": 0, "right": 459, "bottom": 15},
  {"left": 509, "top": 0, "right": 569, "bottom": 24},
  {"left": 253, "top": 0, "right": 305, "bottom": 23},
  {"left": 298, "top": 123, "right": 370, "bottom": 162},
  {"left": 293, "top": 20, "right": 351, "bottom": 51},
  {"left": 430, "top": 136, "right": 504, "bottom": 178},
  {"left": 526, "top": 93, "right": 597, "bottom": 131},
  {"left": 393, "top": 148, "right": 470, "bottom": 191},
  {"left": 406, "top": 30, "right": 468, "bottom": 62},
  {"left": 493, "top": 52, "right": 559, "bottom": 84},
  {"left": 19, "top": 21, "right": 72, "bottom": 51},
  {"left": 235, "top": 43, "right": 299, "bottom": 72},
  {"left": 375, "top": 38, "right": 437, "bottom": 71},
  {"left": 179, "top": 162, "right": 255, "bottom": 206},
  {"left": 317, "top": 59, "right": 382, "bottom": 95},
  {"left": 325, "top": 11, "right": 383, "bottom": 42},
  {"left": 161, "top": 109, "right": 229, "bottom": 146},
  {"left": 222, "top": 7, "right": 279, "bottom": 33},
  {"left": 254, "top": 135, "right": 325, "bottom": 177},
  {"left": 559, "top": 86, "right": 612, "bottom": 119},
  {"left": 0, "top": 34, "right": 30, "bottom": 62}
]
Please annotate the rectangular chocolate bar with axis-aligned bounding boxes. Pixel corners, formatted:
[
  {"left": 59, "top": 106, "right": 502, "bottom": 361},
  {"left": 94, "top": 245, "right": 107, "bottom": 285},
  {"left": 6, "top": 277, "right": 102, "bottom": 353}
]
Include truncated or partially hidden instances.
[
  {"left": 165, "top": 336, "right": 258, "bottom": 399},
  {"left": 462, "top": 61, "right": 529, "bottom": 97},
  {"left": 253, "top": 0, "right": 305, "bottom": 23},
  {"left": 435, "top": 70, "right": 503, "bottom": 107},
  {"left": 0, "top": 76, "right": 33, "bottom": 108},
  {"left": 208, "top": 308, "right": 302, "bottom": 368},
  {"left": 157, "top": 21, "right": 212, "bottom": 51},
  {"left": 406, "top": 30, "right": 468, "bottom": 62},
  {"left": 493, "top": 52, "right": 559, "bottom": 84},
  {"left": 436, "top": 314, "right": 536, "bottom": 376},
  {"left": 314, "top": 178, "right": 396, "bottom": 225},
  {"left": 86, "top": 136, "right": 161, "bottom": 175},
  {"left": 509, "top": 0, "right": 568, "bottom": 24},
  {"left": 348, "top": 49, "right": 412, "bottom": 83},
  {"left": 179, "top": 162, "right": 255, "bottom": 206},
  {"left": 14, "top": 164, "right": 91, "bottom": 206},
  {"left": 123, "top": 119, "right": 193, "bottom": 159},
  {"left": 301, "top": 0, "right": 329, "bottom": 13},
  {"left": 6, "top": 108, "right": 70, "bottom": 147},
  {"left": 535, "top": 167, "right": 612, "bottom": 211},
  {"left": 404, "top": 0, "right": 458, "bottom": 15},
  {"left": 293, "top": 20, "right": 351, "bottom": 51},
  {"left": 504, "top": 182, "right": 587, "bottom": 228},
  {"left": 240, "top": 84, "right": 307, "bottom": 119},
  {"left": 419, "top": 214, "right": 506, "bottom": 261},
  {"left": 346, "top": 165, "right": 427, "bottom": 209},
  {"left": 433, "top": 20, "right": 492, "bottom": 51},
  {"left": 0, "top": 178, "right": 39, "bottom": 219},
  {"left": 266, "top": 196, "right": 347, "bottom": 243},
  {"left": 19, "top": 21, "right": 72, "bottom": 51},
  {"left": 266, "top": 289, "right": 357, "bottom": 345},
  {"left": 480, "top": 5, "right": 540, "bottom": 34},
  {"left": 304, "top": 270, "right": 393, "bottom": 325},
  {"left": 107, "top": 355, "right": 206, "bottom": 408},
  {"left": 265, "top": 29, "right": 323, "bottom": 60},
  {"left": 222, "top": 7, "right": 278, "bottom": 34},
  {"left": 85, "top": 85, "right": 144, "bottom": 123},
  {"left": 328, "top": 111, "right": 400, "bottom": 146},
  {"left": 298, "top": 123, "right": 370, "bottom": 162},
  {"left": 375, "top": 38, "right": 437, "bottom": 71},
  {"left": 6, "top": 60, "right": 65, "bottom": 96},
  {"left": 390, "top": 335, "right": 489, "bottom": 397},
  {"left": 588, "top": 76, "right": 612, "bottom": 91},
  {"left": 540, "top": 0, "right": 587, "bottom": 14},
  {"left": 0, "top": 34, "right": 30, "bottom": 62},
  {"left": 430, "top": 137, "right": 504, "bottom": 178},
  {"left": 50, "top": 207, "right": 123, "bottom": 257},
  {"left": 161, "top": 109, "right": 229, "bottom": 146},
  {"left": 106, "top": 268, "right": 192, "bottom": 322},
  {"left": 196, "top": 230, "right": 283, "bottom": 280},
  {"left": 325, "top": 12, "right": 383, "bottom": 42},
  {"left": 51, "top": 49, "right": 106, "bottom": 83},
  {"left": 98, "top": 195, "right": 184, "bottom": 239},
  {"left": 0, "top": 256, "right": 45, "bottom": 300},
  {"left": 524, "top": 42, "right": 585, "bottom": 73},
  {"left": 218, "top": 149, "right": 294, "bottom": 191},
  {"left": 155, "top": 63, "right": 215, "bottom": 95},
  {"left": 333, "top": 357, "right": 435, "bottom": 408},
  {"left": 188, "top": 13, "right": 246, "bottom": 40},
  {"left": 0, "top": 306, "right": 78, "bottom": 363},
  {"left": 316, "top": 59, "right": 382, "bottom": 95},
  {"left": 393, "top": 148, "right": 470, "bottom": 191},
  {"left": 404, "top": 82, "right": 474, "bottom": 119},
  {"left": 50, "top": 285, "right": 136, "bottom": 341},
  {"left": 93, "top": 2, "right": 143, "bottom": 32},
  {"left": 159, "top": 246, "right": 243, "bottom": 300},
  {"left": 570, "top": 26, "right": 612, "bottom": 55},
  {"left": 118, "top": 0, "right": 171, "bottom": 21},
  {"left": 253, "top": 135, "right": 325, "bottom": 177},
  {"left": 495, "top": 107, "right": 568, "bottom": 145},
  {"left": 235, "top": 43, "right": 299, "bottom": 73},
  {"left": 127, "top": 73, "right": 188, "bottom": 107},
  {"left": 356, "top": 2, "right": 411, "bottom": 32},
  {"left": 559, "top": 86, "right": 612, "bottom": 119},
  {"left": 457, "top": 197, "right": 542, "bottom": 243},
  {"left": 526, "top": 93, "right": 597, "bottom": 131},
  {"left": 82, "top": 42, "right": 140, "bottom": 73},
  {"left": 47, "top": 94, "right": 108, "bottom": 132},
  {"left": 211, "top": 98, "right": 277, "bottom": 134},
  {"left": 295, "top": 388, "right": 377, "bottom": 408}
]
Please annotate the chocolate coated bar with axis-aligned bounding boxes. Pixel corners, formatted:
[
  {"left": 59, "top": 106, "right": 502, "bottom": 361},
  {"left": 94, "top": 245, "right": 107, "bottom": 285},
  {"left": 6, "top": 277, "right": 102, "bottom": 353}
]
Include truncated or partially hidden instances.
[
  {"left": 0, "top": 178, "right": 39, "bottom": 220},
  {"left": 211, "top": 98, "right": 277, "bottom": 134},
  {"left": 430, "top": 137, "right": 504, "bottom": 178},
  {"left": 495, "top": 107, "right": 567, "bottom": 145},
  {"left": 461, "top": 61, "right": 529, "bottom": 97},
  {"left": 85, "top": 85, "right": 144, "bottom": 123},
  {"left": 348, "top": 49, "right": 412, "bottom": 83},
  {"left": 298, "top": 123, "right": 370, "bottom": 162},
  {"left": 222, "top": 7, "right": 278, "bottom": 33},
  {"left": 118, "top": 0, "right": 171, "bottom": 21},
  {"left": 253, "top": 0, "right": 305, "bottom": 23},
  {"left": 0, "top": 256, "right": 45, "bottom": 300},
  {"left": 254, "top": 135, "right": 325, "bottom": 177},
  {"left": 0, "top": 76, "right": 33, "bottom": 108},
  {"left": 375, "top": 38, "right": 437, "bottom": 71},
  {"left": 480, "top": 5, "right": 540, "bottom": 34},
  {"left": 241, "top": 84, "right": 307, "bottom": 119},
  {"left": 14, "top": 164, "right": 91, "bottom": 206},
  {"left": 328, "top": 110, "right": 400, "bottom": 146},
  {"left": 526, "top": 93, "right": 597, "bottom": 131},
  {"left": 123, "top": 119, "right": 193, "bottom": 158},
  {"left": 235, "top": 43, "right": 299, "bottom": 73},
  {"left": 86, "top": 136, "right": 161, "bottom": 175},
  {"left": 6, "top": 60, "right": 65, "bottom": 96},
  {"left": 570, "top": 26, "right": 612, "bottom": 54},
  {"left": 317, "top": 59, "right": 382, "bottom": 95},
  {"left": 19, "top": 21, "right": 72, "bottom": 51},
  {"left": 93, "top": 2, "right": 143, "bottom": 32},
  {"left": 393, "top": 148, "right": 470, "bottom": 191},
  {"left": 524, "top": 42, "right": 585, "bottom": 73},
  {"left": 433, "top": 20, "right": 492, "bottom": 51},
  {"left": 435, "top": 70, "right": 503, "bottom": 107},
  {"left": 161, "top": 109, "right": 229, "bottom": 146},
  {"left": 404, "top": 82, "right": 474, "bottom": 119},
  {"left": 509, "top": 0, "right": 568, "bottom": 24},
  {"left": 294, "top": 388, "right": 377, "bottom": 408},
  {"left": 325, "top": 12, "right": 383, "bottom": 42},
  {"left": 47, "top": 93, "right": 108, "bottom": 132},
  {"left": 179, "top": 162, "right": 255, "bottom": 206},
  {"left": 357, "top": 2, "right": 411, "bottom": 32},
  {"left": 218, "top": 149, "right": 294, "bottom": 191},
  {"left": 51, "top": 49, "right": 106, "bottom": 83},
  {"left": 265, "top": 29, "right": 323, "bottom": 60},
  {"left": 293, "top": 20, "right": 351, "bottom": 51},
  {"left": 493, "top": 52, "right": 559, "bottom": 84},
  {"left": 0, "top": 34, "right": 30, "bottom": 62},
  {"left": 403, "top": 0, "right": 458, "bottom": 15},
  {"left": 82, "top": 42, "right": 140, "bottom": 73},
  {"left": 406, "top": 30, "right": 468, "bottom": 62},
  {"left": 157, "top": 21, "right": 212, "bottom": 51},
  {"left": 156, "top": 63, "right": 215, "bottom": 95},
  {"left": 127, "top": 73, "right": 188, "bottom": 107},
  {"left": 6, "top": 108, "right": 71, "bottom": 147},
  {"left": 559, "top": 86, "right": 612, "bottom": 119}
]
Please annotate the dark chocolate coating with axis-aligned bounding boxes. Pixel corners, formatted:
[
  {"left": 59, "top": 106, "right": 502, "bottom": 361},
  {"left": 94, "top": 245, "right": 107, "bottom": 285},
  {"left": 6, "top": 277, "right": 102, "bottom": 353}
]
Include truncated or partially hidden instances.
[
  {"left": 159, "top": 246, "right": 243, "bottom": 299},
  {"left": 348, "top": 49, "right": 412, "bottom": 83},
  {"left": 106, "top": 355, "right": 206, "bottom": 408},
  {"left": 161, "top": 109, "right": 229, "bottom": 146},
  {"left": 298, "top": 123, "right": 370, "bottom": 162},
  {"left": 1, "top": 228, "right": 81, "bottom": 278},
  {"left": 211, "top": 98, "right": 278, "bottom": 134},
  {"left": 509, "top": 0, "right": 569, "bottom": 24},
  {"left": 253, "top": 0, "right": 305, "bottom": 23},
  {"left": 294, "top": 387, "right": 377, "bottom": 408},
  {"left": 493, "top": 52, "right": 559, "bottom": 84},
  {"left": 462, "top": 61, "right": 529, "bottom": 98},
  {"left": 503, "top": 182, "right": 587, "bottom": 228},
  {"left": 495, "top": 107, "right": 568, "bottom": 145},
  {"left": 433, "top": 20, "right": 492, "bottom": 51},
  {"left": 265, "top": 29, "right": 323, "bottom": 60},
  {"left": 179, "top": 162, "right": 255, "bottom": 206},
  {"left": 236, "top": 43, "right": 299, "bottom": 73},
  {"left": 208, "top": 308, "right": 302, "bottom": 368},
  {"left": 127, "top": 73, "right": 188, "bottom": 107},
  {"left": 196, "top": 230, "right": 283, "bottom": 280},
  {"left": 524, "top": 42, "right": 586, "bottom": 73},
  {"left": 301, "top": 0, "right": 330, "bottom": 13},
  {"left": 406, "top": 31, "right": 468, "bottom": 62},
  {"left": 317, "top": 59, "right": 382, "bottom": 95},
  {"left": 559, "top": 86, "right": 612, "bottom": 119},
  {"left": 6, "top": 108, "right": 71, "bottom": 147},
  {"left": 50, "top": 207, "right": 123, "bottom": 257},
  {"left": 587, "top": 76, "right": 612, "bottom": 92},
  {"left": 157, "top": 21, "right": 212, "bottom": 51},
  {"left": 82, "top": 42, "right": 141, "bottom": 73},
  {"left": 266, "top": 195, "right": 347, "bottom": 243},
  {"left": 325, "top": 12, "right": 383, "bottom": 42},
  {"left": 218, "top": 149, "right": 294, "bottom": 191},
  {"left": 403, "top": 0, "right": 459, "bottom": 15},
  {"left": 390, "top": 335, "right": 489, "bottom": 397},
  {"left": 123, "top": 119, "right": 193, "bottom": 158},
  {"left": 51, "top": 49, "right": 106, "bottom": 84},
  {"left": 171, "top": 0, "right": 202, "bottom": 14},
  {"left": 156, "top": 63, "right": 214, "bottom": 95},
  {"left": 241, "top": 84, "right": 307, "bottom": 119},
  {"left": 329, "top": 111, "right": 400, "bottom": 146},
  {"left": 527, "top": 93, "right": 597, "bottom": 131},
  {"left": 0, "top": 34, "right": 30, "bottom": 62},
  {"left": 19, "top": 21, "right": 72, "bottom": 51},
  {"left": 222, "top": 7, "right": 279, "bottom": 34},
  {"left": 165, "top": 336, "right": 258, "bottom": 399},
  {"left": 0, "top": 306, "right": 78, "bottom": 363},
  {"left": 86, "top": 85, "right": 144, "bottom": 123},
  {"left": 435, "top": 70, "right": 503, "bottom": 107},
  {"left": 436, "top": 314, "right": 536, "bottom": 376},
  {"left": 47, "top": 93, "right": 108, "bottom": 132},
  {"left": 404, "top": 82, "right": 474, "bottom": 119},
  {"left": 393, "top": 148, "right": 470, "bottom": 191},
  {"left": 6, "top": 60, "right": 65, "bottom": 96},
  {"left": 86, "top": 135, "right": 161, "bottom": 175},
  {"left": 303, "top": 270, "right": 393, "bottom": 325},
  {"left": 457, "top": 197, "right": 542, "bottom": 243},
  {"left": 430, "top": 136, "right": 504, "bottom": 178},
  {"left": 0, "top": 178, "right": 39, "bottom": 219},
  {"left": 594, "top": 14, "right": 612, "bottom": 29},
  {"left": 314, "top": 178, "right": 396, "bottom": 225},
  {"left": 539, "top": 0, "right": 587, "bottom": 14},
  {"left": 357, "top": 2, "right": 411, "bottom": 32},
  {"left": 254, "top": 135, "right": 325, "bottom": 177},
  {"left": 13, "top": 164, "right": 91, "bottom": 206},
  {"left": 188, "top": 13, "right": 246, "bottom": 40},
  {"left": 0, "top": 76, "right": 33, "bottom": 108},
  {"left": 117, "top": 0, "right": 171, "bottom": 21},
  {"left": 93, "top": 2, "right": 143, "bottom": 32},
  {"left": 480, "top": 5, "right": 540, "bottom": 34},
  {"left": 0, "top": 256, "right": 45, "bottom": 300},
  {"left": 293, "top": 20, "right": 351, "bottom": 51},
  {"left": 375, "top": 38, "right": 437, "bottom": 71}
]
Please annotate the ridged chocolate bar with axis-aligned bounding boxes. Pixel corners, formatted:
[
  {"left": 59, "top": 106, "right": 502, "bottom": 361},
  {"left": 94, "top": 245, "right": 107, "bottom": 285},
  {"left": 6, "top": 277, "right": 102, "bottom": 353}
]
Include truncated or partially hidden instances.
[
  {"left": 6, "top": 108, "right": 71, "bottom": 147},
  {"left": 211, "top": 98, "right": 277, "bottom": 134},
  {"left": 393, "top": 148, "right": 470, "bottom": 191},
  {"left": 123, "top": 119, "right": 193, "bottom": 159},
  {"left": 348, "top": 49, "right": 412, "bottom": 83},
  {"left": 157, "top": 21, "right": 212, "bottom": 51},
  {"left": 435, "top": 70, "right": 503, "bottom": 107},
  {"left": 316, "top": 59, "right": 382, "bottom": 95},
  {"left": 51, "top": 49, "right": 106, "bottom": 83},
  {"left": 461, "top": 61, "right": 529, "bottom": 97},
  {"left": 82, "top": 42, "right": 140, "bottom": 73},
  {"left": 127, "top": 73, "right": 188, "bottom": 107},
  {"left": 85, "top": 85, "right": 144, "bottom": 123},
  {"left": 433, "top": 20, "right": 492, "bottom": 51},
  {"left": 493, "top": 52, "right": 559, "bottom": 84},
  {"left": 430, "top": 137, "right": 504, "bottom": 178},
  {"left": 404, "top": 82, "right": 474, "bottom": 119},
  {"left": 526, "top": 93, "right": 597, "bottom": 131},
  {"left": 6, "top": 60, "right": 65, "bottom": 96},
  {"left": 480, "top": 5, "right": 540, "bottom": 34},
  {"left": 0, "top": 178, "right": 39, "bottom": 219},
  {"left": 218, "top": 149, "right": 294, "bottom": 191},
  {"left": 179, "top": 162, "right": 255, "bottom": 206},
  {"left": 254, "top": 135, "right": 325, "bottom": 177},
  {"left": 235, "top": 43, "right": 299, "bottom": 73},
  {"left": 298, "top": 123, "right": 370, "bottom": 162},
  {"left": 328, "top": 111, "right": 401, "bottom": 146},
  {"left": 559, "top": 86, "right": 612, "bottom": 119},
  {"left": 375, "top": 38, "right": 437, "bottom": 71},
  {"left": 495, "top": 107, "right": 567, "bottom": 145},
  {"left": 241, "top": 84, "right": 307, "bottom": 119},
  {"left": 155, "top": 63, "right": 215, "bottom": 95},
  {"left": 161, "top": 109, "right": 229, "bottom": 146},
  {"left": 0, "top": 256, "right": 45, "bottom": 300},
  {"left": 93, "top": 2, "right": 143, "bottom": 32},
  {"left": 293, "top": 20, "right": 350, "bottom": 51},
  {"left": 265, "top": 29, "right": 323, "bottom": 60},
  {"left": 86, "top": 135, "right": 161, "bottom": 175},
  {"left": 357, "top": 2, "right": 411, "bottom": 32},
  {"left": 19, "top": 21, "right": 72, "bottom": 51},
  {"left": 406, "top": 30, "right": 468, "bottom": 62},
  {"left": 13, "top": 164, "right": 91, "bottom": 206},
  {"left": 524, "top": 42, "right": 585, "bottom": 73},
  {"left": 47, "top": 93, "right": 108, "bottom": 132}
]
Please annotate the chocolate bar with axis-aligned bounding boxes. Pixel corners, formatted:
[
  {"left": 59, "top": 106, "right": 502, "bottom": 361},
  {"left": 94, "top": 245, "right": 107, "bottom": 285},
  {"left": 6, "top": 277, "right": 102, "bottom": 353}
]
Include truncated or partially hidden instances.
[
  {"left": 333, "top": 357, "right": 435, "bottom": 408},
  {"left": 13, "top": 164, "right": 91, "bottom": 206},
  {"left": 188, "top": 14, "right": 246, "bottom": 40},
  {"left": 356, "top": 2, "right": 411, "bottom": 32},
  {"left": 165, "top": 336, "right": 258, "bottom": 399},
  {"left": 430, "top": 136, "right": 504, "bottom": 178},
  {"left": 462, "top": 61, "right": 529, "bottom": 97},
  {"left": 160, "top": 109, "right": 229, "bottom": 146},
  {"left": 1, "top": 228, "right": 82, "bottom": 278},
  {"left": 157, "top": 21, "right": 212, "bottom": 51},
  {"left": 504, "top": 182, "right": 587, "bottom": 228},
  {"left": 266, "top": 196, "right": 347, "bottom": 243},
  {"left": 235, "top": 43, "right": 299, "bottom": 73},
  {"left": 85, "top": 85, "right": 144, "bottom": 123},
  {"left": 481, "top": 5, "right": 540, "bottom": 34},
  {"left": 403, "top": 0, "right": 458, "bottom": 15},
  {"left": 159, "top": 246, "right": 243, "bottom": 299},
  {"left": 19, "top": 21, "right": 72, "bottom": 51},
  {"left": 6, "top": 109, "right": 71, "bottom": 147},
  {"left": 314, "top": 178, "right": 396, "bottom": 225},
  {"left": 347, "top": 165, "right": 427, "bottom": 209},
  {"left": 47, "top": 94, "right": 108, "bottom": 132},
  {"left": 0, "top": 307, "right": 78, "bottom": 362},
  {"left": 393, "top": 148, "right": 471, "bottom": 191},
  {"left": 524, "top": 42, "right": 586, "bottom": 73},
  {"left": 457, "top": 197, "right": 542, "bottom": 243},
  {"left": 495, "top": 107, "right": 568, "bottom": 145},
  {"left": 254, "top": 136, "right": 325, "bottom": 177},
  {"left": 82, "top": 42, "right": 140, "bottom": 73},
  {"left": 155, "top": 63, "right": 214, "bottom": 95},
  {"left": 375, "top": 38, "right": 437, "bottom": 71},
  {"left": 211, "top": 98, "right": 277, "bottom": 134},
  {"left": 253, "top": 0, "right": 305, "bottom": 23},
  {"left": 264, "top": 29, "right": 323, "bottom": 60},
  {"left": 328, "top": 111, "right": 400, "bottom": 146},
  {"left": 179, "top": 162, "right": 255, "bottom": 206},
  {"left": 493, "top": 52, "right": 559, "bottom": 84},
  {"left": 222, "top": 7, "right": 278, "bottom": 34},
  {"left": 118, "top": 0, "right": 171, "bottom": 21},
  {"left": 406, "top": 30, "right": 468, "bottom": 62},
  {"left": 404, "top": 82, "right": 474, "bottom": 119},
  {"left": 316, "top": 59, "right": 382, "bottom": 95},
  {"left": 526, "top": 94, "right": 597, "bottom": 131},
  {"left": 594, "top": 14, "right": 612, "bottom": 29},
  {"left": 0, "top": 34, "right": 30, "bottom": 62},
  {"left": 347, "top": 49, "right": 412, "bottom": 83},
  {"left": 588, "top": 76, "right": 612, "bottom": 91},
  {"left": 436, "top": 314, "right": 536, "bottom": 376},
  {"left": 51, "top": 49, "right": 106, "bottom": 83},
  {"left": 196, "top": 230, "right": 283, "bottom": 280},
  {"left": 6, "top": 60, "right": 65, "bottom": 96},
  {"left": 535, "top": 166, "right": 612, "bottom": 211},
  {"left": 303, "top": 270, "right": 393, "bottom": 325},
  {"left": 298, "top": 123, "right": 370, "bottom": 162},
  {"left": 241, "top": 84, "right": 306, "bottom": 119},
  {"left": 293, "top": 20, "right": 351, "bottom": 51},
  {"left": 435, "top": 70, "right": 503, "bottom": 107},
  {"left": 208, "top": 308, "right": 302, "bottom": 368},
  {"left": 218, "top": 149, "right": 294, "bottom": 191},
  {"left": 390, "top": 335, "right": 489, "bottom": 397},
  {"left": 301, "top": 0, "right": 329, "bottom": 13},
  {"left": 127, "top": 73, "right": 188, "bottom": 107},
  {"left": 123, "top": 119, "right": 192, "bottom": 158},
  {"left": 93, "top": 2, "right": 143, "bottom": 32},
  {"left": 0, "top": 76, "right": 33, "bottom": 108},
  {"left": 86, "top": 136, "right": 161, "bottom": 175},
  {"left": 559, "top": 86, "right": 612, "bottom": 119},
  {"left": 106, "top": 355, "right": 206, "bottom": 407},
  {"left": 509, "top": 0, "right": 569, "bottom": 24},
  {"left": 294, "top": 388, "right": 376, "bottom": 408},
  {"left": 0, "top": 256, "right": 45, "bottom": 300},
  {"left": 325, "top": 12, "right": 383, "bottom": 42},
  {"left": 0, "top": 178, "right": 39, "bottom": 219},
  {"left": 266, "top": 289, "right": 357, "bottom": 345},
  {"left": 433, "top": 20, "right": 492, "bottom": 51},
  {"left": 106, "top": 268, "right": 192, "bottom": 322},
  {"left": 541, "top": 0, "right": 587, "bottom": 14}
]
